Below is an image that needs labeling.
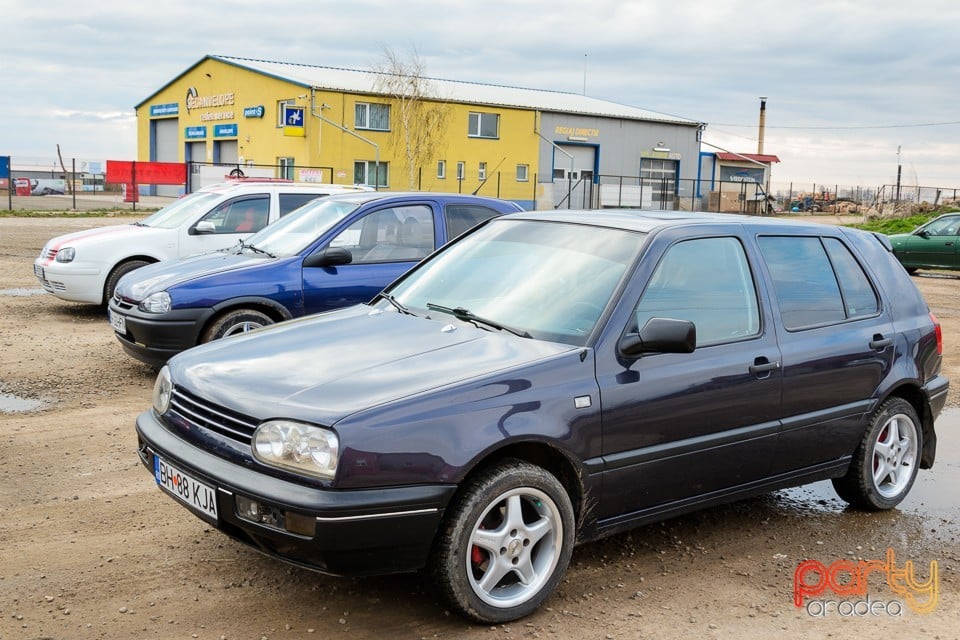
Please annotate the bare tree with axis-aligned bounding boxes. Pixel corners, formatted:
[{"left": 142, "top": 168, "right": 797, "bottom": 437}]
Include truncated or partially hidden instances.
[{"left": 372, "top": 47, "right": 450, "bottom": 189}]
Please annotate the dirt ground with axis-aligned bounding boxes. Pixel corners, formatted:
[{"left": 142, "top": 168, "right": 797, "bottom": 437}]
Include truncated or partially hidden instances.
[{"left": 1, "top": 215, "right": 959, "bottom": 640}]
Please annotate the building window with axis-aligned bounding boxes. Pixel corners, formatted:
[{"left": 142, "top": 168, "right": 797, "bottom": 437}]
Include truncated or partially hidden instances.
[
  {"left": 437, "top": 160, "right": 446, "bottom": 179},
  {"left": 516, "top": 164, "right": 529, "bottom": 182},
  {"left": 354, "top": 160, "right": 389, "bottom": 188},
  {"left": 456, "top": 161, "right": 465, "bottom": 181},
  {"left": 278, "top": 157, "right": 295, "bottom": 180},
  {"left": 277, "top": 99, "right": 295, "bottom": 127},
  {"left": 478, "top": 162, "right": 487, "bottom": 181},
  {"left": 468, "top": 112, "right": 499, "bottom": 139},
  {"left": 355, "top": 102, "right": 390, "bottom": 131}
]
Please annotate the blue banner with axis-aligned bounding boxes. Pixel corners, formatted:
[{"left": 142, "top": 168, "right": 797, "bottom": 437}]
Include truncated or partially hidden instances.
[
  {"left": 0, "top": 156, "right": 9, "bottom": 179},
  {"left": 214, "top": 124, "right": 238, "bottom": 138},
  {"left": 150, "top": 103, "right": 179, "bottom": 117},
  {"left": 185, "top": 126, "right": 207, "bottom": 139},
  {"left": 243, "top": 105, "right": 265, "bottom": 118}
]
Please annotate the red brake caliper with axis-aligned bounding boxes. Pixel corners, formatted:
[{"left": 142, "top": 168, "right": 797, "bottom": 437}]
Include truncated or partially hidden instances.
[{"left": 471, "top": 525, "right": 485, "bottom": 566}]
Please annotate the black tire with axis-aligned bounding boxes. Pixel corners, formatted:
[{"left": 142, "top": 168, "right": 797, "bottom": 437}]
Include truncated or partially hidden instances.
[
  {"left": 832, "top": 397, "right": 922, "bottom": 510},
  {"left": 201, "top": 308, "right": 273, "bottom": 343},
  {"left": 103, "top": 259, "right": 151, "bottom": 306},
  {"left": 906, "top": 267, "right": 919, "bottom": 275},
  {"left": 431, "top": 460, "right": 575, "bottom": 624}
]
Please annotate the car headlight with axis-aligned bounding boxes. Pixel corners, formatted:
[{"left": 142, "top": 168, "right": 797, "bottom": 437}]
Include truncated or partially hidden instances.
[
  {"left": 152, "top": 366, "right": 172, "bottom": 414},
  {"left": 139, "top": 291, "right": 171, "bottom": 313},
  {"left": 252, "top": 420, "right": 339, "bottom": 480},
  {"left": 55, "top": 247, "right": 75, "bottom": 263}
]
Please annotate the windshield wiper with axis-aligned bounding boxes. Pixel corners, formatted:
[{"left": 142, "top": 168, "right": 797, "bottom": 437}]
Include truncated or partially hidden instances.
[
  {"left": 426, "top": 302, "right": 531, "bottom": 338},
  {"left": 239, "top": 239, "right": 276, "bottom": 258},
  {"left": 379, "top": 292, "right": 416, "bottom": 316}
]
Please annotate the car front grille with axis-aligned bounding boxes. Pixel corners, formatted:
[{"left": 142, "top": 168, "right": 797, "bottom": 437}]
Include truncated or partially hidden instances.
[{"left": 169, "top": 386, "right": 258, "bottom": 445}]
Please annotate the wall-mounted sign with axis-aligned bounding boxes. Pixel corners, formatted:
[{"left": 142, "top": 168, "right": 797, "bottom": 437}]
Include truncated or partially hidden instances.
[
  {"left": 150, "top": 103, "right": 179, "bottom": 117},
  {"left": 554, "top": 125, "right": 600, "bottom": 138},
  {"left": 214, "top": 124, "right": 238, "bottom": 138},
  {"left": 283, "top": 106, "right": 305, "bottom": 137},
  {"left": 243, "top": 105, "right": 265, "bottom": 118},
  {"left": 185, "top": 87, "right": 235, "bottom": 114},
  {"left": 185, "top": 126, "right": 207, "bottom": 139}
]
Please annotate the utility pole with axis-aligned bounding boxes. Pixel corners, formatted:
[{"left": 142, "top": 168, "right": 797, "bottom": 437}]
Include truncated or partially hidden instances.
[{"left": 896, "top": 145, "right": 902, "bottom": 202}]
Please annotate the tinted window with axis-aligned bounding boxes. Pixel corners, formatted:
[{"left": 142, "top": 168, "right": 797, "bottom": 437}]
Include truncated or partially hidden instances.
[
  {"left": 759, "top": 236, "right": 871, "bottom": 330},
  {"left": 634, "top": 237, "right": 759, "bottom": 346},
  {"left": 444, "top": 204, "right": 502, "bottom": 239},
  {"left": 279, "top": 193, "right": 323, "bottom": 217},
  {"left": 329, "top": 205, "right": 435, "bottom": 264},
  {"left": 201, "top": 196, "right": 270, "bottom": 234},
  {"left": 823, "top": 237, "right": 879, "bottom": 318}
]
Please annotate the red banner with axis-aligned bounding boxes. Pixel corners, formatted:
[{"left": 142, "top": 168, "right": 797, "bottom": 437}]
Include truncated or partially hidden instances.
[{"left": 106, "top": 160, "right": 186, "bottom": 185}]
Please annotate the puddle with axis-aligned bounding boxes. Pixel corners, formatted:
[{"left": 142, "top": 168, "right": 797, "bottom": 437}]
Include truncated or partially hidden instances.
[
  {"left": 0, "top": 392, "right": 45, "bottom": 413},
  {"left": 776, "top": 407, "right": 960, "bottom": 536},
  {"left": 0, "top": 287, "right": 47, "bottom": 297}
]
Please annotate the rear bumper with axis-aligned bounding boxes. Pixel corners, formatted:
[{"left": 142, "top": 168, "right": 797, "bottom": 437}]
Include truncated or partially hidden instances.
[{"left": 135, "top": 409, "right": 456, "bottom": 576}]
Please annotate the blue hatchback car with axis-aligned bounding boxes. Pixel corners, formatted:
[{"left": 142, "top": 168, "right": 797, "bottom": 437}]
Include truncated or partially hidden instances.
[
  {"left": 109, "top": 191, "right": 523, "bottom": 366},
  {"left": 135, "top": 210, "right": 946, "bottom": 624}
]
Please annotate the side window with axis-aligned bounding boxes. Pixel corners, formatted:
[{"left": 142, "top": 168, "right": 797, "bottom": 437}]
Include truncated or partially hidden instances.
[
  {"left": 327, "top": 205, "right": 435, "bottom": 264},
  {"left": 634, "top": 237, "right": 759, "bottom": 346},
  {"left": 823, "top": 238, "right": 879, "bottom": 318},
  {"left": 923, "top": 216, "right": 959, "bottom": 236},
  {"left": 279, "top": 193, "right": 323, "bottom": 217},
  {"left": 758, "top": 236, "right": 848, "bottom": 329},
  {"left": 200, "top": 196, "right": 270, "bottom": 234},
  {"left": 444, "top": 205, "right": 501, "bottom": 240}
]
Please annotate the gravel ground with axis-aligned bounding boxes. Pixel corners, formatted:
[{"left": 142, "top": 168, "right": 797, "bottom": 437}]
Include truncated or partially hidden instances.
[{"left": 1, "top": 215, "right": 958, "bottom": 640}]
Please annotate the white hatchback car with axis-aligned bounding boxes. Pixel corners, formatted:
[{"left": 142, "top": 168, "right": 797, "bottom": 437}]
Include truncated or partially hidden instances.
[{"left": 34, "top": 180, "right": 369, "bottom": 305}]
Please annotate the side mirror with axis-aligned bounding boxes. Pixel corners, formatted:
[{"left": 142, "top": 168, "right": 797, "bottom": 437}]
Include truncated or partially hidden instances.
[
  {"left": 192, "top": 221, "right": 216, "bottom": 235},
  {"left": 303, "top": 247, "right": 353, "bottom": 268},
  {"left": 916, "top": 229, "right": 930, "bottom": 238},
  {"left": 619, "top": 317, "right": 696, "bottom": 357}
]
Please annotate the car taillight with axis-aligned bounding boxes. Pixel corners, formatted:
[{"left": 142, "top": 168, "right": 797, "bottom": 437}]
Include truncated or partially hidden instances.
[{"left": 931, "top": 312, "right": 943, "bottom": 355}]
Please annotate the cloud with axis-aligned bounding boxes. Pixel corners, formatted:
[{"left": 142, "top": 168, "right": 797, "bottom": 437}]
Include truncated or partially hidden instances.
[{"left": 3, "top": 0, "right": 959, "bottom": 189}]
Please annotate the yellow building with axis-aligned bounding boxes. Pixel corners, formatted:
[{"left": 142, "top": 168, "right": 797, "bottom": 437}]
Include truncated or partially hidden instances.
[{"left": 136, "top": 55, "right": 703, "bottom": 209}]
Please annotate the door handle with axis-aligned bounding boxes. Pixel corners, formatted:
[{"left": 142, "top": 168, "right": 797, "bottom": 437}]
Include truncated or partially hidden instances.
[
  {"left": 749, "top": 358, "right": 780, "bottom": 378},
  {"left": 870, "top": 335, "right": 893, "bottom": 350}
]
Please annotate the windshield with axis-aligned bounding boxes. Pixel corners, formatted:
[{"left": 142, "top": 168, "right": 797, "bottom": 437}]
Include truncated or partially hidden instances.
[
  {"left": 238, "top": 198, "right": 361, "bottom": 257},
  {"left": 389, "top": 219, "right": 644, "bottom": 346},
  {"left": 139, "top": 192, "right": 224, "bottom": 229}
]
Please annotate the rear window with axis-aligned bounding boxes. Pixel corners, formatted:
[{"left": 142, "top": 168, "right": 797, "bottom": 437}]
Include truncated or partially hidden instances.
[
  {"left": 444, "top": 204, "right": 503, "bottom": 239},
  {"left": 279, "top": 193, "right": 324, "bottom": 216},
  {"left": 759, "top": 236, "right": 879, "bottom": 330}
]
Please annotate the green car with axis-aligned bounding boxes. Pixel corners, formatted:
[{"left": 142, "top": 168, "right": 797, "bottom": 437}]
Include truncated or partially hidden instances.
[{"left": 889, "top": 213, "right": 960, "bottom": 273}]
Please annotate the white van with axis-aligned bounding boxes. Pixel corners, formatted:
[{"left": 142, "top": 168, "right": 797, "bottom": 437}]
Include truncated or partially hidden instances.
[{"left": 34, "top": 180, "right": 370, "bottom": 305}]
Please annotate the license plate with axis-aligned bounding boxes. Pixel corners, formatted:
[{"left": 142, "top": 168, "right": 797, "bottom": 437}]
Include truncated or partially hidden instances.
[
  {"left": 33, "top": 263, "right": 44, "bottom": 279},
  {"left": 109, "top": 309, "right": 126, "bottom": 334},
  {"left": 154, "top": 455, "right": 219, "bottom": 520}
]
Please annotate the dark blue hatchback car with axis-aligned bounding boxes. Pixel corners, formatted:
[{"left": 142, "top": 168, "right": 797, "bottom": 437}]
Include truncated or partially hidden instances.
[
  {"left": 135, "top": 210, "right": 948, "bottom": 624},
  {"left": 109, "top": 191, "right": 523, "bottom": 366}
]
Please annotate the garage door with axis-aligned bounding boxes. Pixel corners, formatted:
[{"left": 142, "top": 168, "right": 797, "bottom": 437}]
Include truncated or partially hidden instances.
[{"left": 152, "top": 118, "right": 180, "bottom": 198}]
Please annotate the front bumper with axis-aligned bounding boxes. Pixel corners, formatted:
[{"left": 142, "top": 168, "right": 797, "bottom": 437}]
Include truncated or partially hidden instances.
[
  {"left": 135, "top": 409, "right": 456, "bottom": 577},
  {"left": 109, "top": 302, "right": 213, "bottom": 367},
  {"left": 33, "top": 260, "right": 103, "bottom": 304}
]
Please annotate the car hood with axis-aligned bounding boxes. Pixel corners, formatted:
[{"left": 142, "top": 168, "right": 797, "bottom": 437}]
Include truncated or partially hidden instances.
[
  {"left": 115, "top": 250, "right": 270, "bottom": 301},
  {"left": 42, "top": 223, "right": 164, "bottom": 255},
  {"left": 168, "top": 305, "right": 575, "bottom": 426}
]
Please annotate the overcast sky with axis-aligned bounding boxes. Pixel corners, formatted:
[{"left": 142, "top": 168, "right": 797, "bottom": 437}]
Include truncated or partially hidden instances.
[{"left": 4, "top": 0, "right": 960, "bottom": 189}]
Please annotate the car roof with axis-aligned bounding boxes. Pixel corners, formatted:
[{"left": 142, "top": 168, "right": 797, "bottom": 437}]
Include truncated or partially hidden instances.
[
  {"left": 198, "top": 180, "right": 370, "bottom": 195},
  {"left": 310, "top": 191, "right": 518, "bottom": 206},
  {"left": 498, "top": 209, "right": 837, "bottom": 234}
]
